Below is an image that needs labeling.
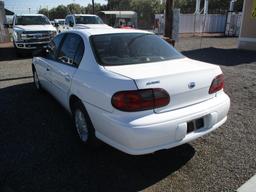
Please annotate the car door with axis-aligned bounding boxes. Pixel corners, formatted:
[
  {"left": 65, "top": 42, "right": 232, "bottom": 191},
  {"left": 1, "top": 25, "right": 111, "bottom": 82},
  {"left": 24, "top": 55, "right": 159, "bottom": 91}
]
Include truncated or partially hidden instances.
[
  {"left": 36, "top": 33, "right": 65, "bottom": 92},
  {"left": 49, "top": 33, "right": 84, "bottom": 109}
]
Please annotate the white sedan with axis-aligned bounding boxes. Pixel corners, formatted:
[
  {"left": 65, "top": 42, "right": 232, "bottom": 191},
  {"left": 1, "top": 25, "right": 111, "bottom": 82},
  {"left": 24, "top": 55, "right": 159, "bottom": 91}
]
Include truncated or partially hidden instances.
[{"left": 32, "top": 27, "right": 230, "bottom": 155}]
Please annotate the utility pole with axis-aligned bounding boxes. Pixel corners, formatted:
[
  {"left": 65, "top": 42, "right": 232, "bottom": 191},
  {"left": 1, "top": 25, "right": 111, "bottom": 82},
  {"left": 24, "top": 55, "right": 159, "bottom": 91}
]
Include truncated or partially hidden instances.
[
  {"left": 92, "top": 0, "right": 95, "bottom": 14},
  {"left": 164, "top": 0, "right": 174, "bottom": 39}
]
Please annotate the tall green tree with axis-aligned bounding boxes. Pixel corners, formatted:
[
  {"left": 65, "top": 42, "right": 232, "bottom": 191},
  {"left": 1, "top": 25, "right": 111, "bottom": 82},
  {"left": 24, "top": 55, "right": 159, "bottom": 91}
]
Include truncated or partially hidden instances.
[
  {"left": 67, "top": 3, "right": 82, "bottom": 14},
  {"left": 38, "top": 8, "right": 49, "bottom": 17},
  {"left": 130, "top": 0, "right": 163, "bottom": 29}
]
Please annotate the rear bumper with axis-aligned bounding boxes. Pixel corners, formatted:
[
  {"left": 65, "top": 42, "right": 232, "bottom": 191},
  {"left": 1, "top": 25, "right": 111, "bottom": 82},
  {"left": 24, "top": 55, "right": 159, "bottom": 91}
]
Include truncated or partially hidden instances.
[{"left": 85, "top": 92, "right": 230, "bottom": 155}]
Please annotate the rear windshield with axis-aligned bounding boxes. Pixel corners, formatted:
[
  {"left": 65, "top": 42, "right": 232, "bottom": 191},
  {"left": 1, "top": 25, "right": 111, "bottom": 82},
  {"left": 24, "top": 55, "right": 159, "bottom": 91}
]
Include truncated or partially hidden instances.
[
  {"left": 75, "top": 16, "right": 104, "bottom": 24},
  {"left": 15, "top": 16, "right": 50, "bottom": 25},
  {"left": 90, "top": 33, "right": 184, "bottom": 66}
]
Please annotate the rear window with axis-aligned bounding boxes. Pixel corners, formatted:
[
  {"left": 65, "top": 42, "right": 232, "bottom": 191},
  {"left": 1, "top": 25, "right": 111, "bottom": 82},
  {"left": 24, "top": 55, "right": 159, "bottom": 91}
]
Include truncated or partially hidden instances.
[
  {"left": 75, "top": 16, "right": 103, "bottom": 24},
  {"left": 90, "top": 33, "right": 184, "bottom": 66}
]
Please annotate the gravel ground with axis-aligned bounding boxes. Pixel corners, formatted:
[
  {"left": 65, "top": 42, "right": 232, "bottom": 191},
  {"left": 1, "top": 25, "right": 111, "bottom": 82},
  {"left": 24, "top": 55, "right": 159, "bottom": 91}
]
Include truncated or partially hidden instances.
[{"left": 0, "top": 37, "right": 255, "bottom": 192}]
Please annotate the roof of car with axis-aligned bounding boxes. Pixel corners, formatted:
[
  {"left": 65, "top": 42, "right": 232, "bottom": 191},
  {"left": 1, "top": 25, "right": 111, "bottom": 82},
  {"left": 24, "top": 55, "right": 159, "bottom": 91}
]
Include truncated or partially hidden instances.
[{"left": 74, "top": 27, "right": 153, "bottom": 37}]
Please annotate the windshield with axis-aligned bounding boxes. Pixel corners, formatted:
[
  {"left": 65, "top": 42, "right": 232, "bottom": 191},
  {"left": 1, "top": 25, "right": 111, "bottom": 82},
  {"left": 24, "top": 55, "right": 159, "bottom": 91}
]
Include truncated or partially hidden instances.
[
  {"left": 91, "top": 33, "right": 184, "bottom": 66},
  {"left": 58, "top": 21, "right": 65, "bottom": 25},
  {"left": 15, "top": 16, "right": 50, "bottom": 25},
  {"left": 75, "top": 16, "right": 104, "bottom": 24}
]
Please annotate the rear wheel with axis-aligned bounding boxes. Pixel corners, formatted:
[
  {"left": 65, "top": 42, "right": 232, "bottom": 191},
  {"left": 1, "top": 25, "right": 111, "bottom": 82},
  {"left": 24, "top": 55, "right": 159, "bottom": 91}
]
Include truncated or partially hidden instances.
[{"left": 71, "top": 101, "right": 99, "bottom": 147}]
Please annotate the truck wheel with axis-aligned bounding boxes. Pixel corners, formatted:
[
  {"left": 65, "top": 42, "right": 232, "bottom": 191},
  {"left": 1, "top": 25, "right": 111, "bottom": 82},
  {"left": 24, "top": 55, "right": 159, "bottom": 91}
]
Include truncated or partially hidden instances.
[{"left": 15, "top": 48, "right": 24, "bottom": 57}]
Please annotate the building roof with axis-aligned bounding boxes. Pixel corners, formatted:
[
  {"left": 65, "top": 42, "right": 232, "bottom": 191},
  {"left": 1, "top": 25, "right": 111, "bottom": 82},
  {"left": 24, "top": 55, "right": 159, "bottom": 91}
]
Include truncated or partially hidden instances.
[{"left": 98, "top": 11, "right": 137, "bottom": 18}]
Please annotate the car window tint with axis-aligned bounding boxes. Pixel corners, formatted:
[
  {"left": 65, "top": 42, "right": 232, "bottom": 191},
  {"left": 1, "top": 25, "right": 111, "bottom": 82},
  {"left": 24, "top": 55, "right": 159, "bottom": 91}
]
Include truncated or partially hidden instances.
[
  {"left": 73, "top": 41, "right": 85, "bottom": 67},
  {"left": 48, "top": 33, "right": 64, "bottom": 60},
  {"left": 91, "top": 33, "right": 184, "bottom": 66},
  {"left": 57, "top": 33, "right": 83, "bottom": 66}
]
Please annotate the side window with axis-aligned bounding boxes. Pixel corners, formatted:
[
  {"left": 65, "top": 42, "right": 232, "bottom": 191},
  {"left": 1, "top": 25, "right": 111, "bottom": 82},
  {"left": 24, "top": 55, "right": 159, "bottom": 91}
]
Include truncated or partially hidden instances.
[
  {"left": 73, "top": 41, "right": 85, "bottom": 67},
  {"left": 47, "top": 33, "right": 65, "bottom": 60},
  {"left": 57, "top": 33, "right": 84, "bottom": 67}
]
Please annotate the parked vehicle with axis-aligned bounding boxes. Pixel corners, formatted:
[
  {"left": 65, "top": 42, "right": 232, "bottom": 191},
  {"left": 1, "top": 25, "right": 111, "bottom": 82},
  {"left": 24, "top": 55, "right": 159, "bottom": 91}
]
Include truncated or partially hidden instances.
[
  {"left": 12, "top": 14, "right": 57, "bottom": 55},
  {"left": 54, "top": 19, "right": 65, "bottom": 33},
  {"left": 97, "top": 11, "right": 137, "bottom": 28},
  {"left": 63, "top": 14, "right": 111, "bottom": 31},
  {"left": 32, "top": 28, "right": 230, "bottom": 155}
]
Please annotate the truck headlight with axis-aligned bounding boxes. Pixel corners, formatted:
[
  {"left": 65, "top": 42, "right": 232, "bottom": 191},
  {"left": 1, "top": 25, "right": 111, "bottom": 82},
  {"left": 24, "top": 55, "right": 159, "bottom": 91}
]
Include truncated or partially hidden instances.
[{"left": 13, "top": 30, "right": 23, "bottom": 41}]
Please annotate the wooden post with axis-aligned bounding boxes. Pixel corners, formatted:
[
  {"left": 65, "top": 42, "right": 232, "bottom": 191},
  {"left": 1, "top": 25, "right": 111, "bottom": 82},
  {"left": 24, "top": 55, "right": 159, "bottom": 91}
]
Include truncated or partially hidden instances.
[
  {"left": 92, "top": 0, "right": 95, "bottom": 14},
  {"left": 164, "top": 0, "right": 175, "bottom": 46}
]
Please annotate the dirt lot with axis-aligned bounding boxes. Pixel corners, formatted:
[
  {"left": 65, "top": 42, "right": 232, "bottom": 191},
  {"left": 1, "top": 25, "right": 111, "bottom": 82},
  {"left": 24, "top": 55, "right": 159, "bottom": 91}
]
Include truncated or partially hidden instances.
[{"left": 0, "top": 37, "right": 256, "bottom": 192}]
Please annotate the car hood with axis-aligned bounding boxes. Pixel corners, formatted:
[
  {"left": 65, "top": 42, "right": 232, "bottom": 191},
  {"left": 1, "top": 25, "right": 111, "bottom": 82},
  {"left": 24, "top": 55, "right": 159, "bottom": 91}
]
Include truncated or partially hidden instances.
[{"left": 14, "top": 25, "right": 56, "bottom": 31}]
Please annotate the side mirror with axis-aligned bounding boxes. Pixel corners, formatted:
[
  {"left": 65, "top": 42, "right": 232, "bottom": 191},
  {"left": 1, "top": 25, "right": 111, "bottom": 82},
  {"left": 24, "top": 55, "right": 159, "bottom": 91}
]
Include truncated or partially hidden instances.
[{"left": 69, "top": 21, "right": 74, "bottom": 27}]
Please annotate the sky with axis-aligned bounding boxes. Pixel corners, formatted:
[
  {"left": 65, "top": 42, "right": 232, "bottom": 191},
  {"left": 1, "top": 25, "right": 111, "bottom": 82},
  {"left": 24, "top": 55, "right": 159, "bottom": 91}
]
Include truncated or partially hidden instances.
[{"left": 4, "top": 0, "right": 106, "bottom": 14}]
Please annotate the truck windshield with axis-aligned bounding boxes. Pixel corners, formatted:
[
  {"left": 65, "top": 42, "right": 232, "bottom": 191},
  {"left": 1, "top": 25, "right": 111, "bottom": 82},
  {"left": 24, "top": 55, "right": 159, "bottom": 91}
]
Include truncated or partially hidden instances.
[
  {"left": 91, "top": 33, "right": 184, "bottom": 66},
  {"left": 75, "top": 16, "right": 104, "bottom": 24},
  {"left": 15, "top": 16, "right": 50, "bottom": 25}
]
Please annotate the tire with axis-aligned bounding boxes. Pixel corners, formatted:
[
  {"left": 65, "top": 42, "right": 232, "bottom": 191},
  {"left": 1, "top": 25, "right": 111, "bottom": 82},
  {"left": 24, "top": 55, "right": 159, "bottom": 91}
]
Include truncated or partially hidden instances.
[
  {"left": 15, "top": 47, "right": 24, "bottom": 57},
  {"left": 32, "top": 67, "right": 42, "bottom": 91},
  {"left": 71, "top": 101, "right": 99, "bottom": 148}
]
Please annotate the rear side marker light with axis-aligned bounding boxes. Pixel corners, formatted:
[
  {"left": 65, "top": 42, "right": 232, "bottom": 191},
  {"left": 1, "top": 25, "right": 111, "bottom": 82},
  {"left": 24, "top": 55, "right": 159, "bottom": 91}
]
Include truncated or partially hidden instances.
[
  {"left": 209, "top": 74, "right": 224, "bottom": 94},
  {"left": 111, "top": 88, "right": 170, "bottom": 112}
]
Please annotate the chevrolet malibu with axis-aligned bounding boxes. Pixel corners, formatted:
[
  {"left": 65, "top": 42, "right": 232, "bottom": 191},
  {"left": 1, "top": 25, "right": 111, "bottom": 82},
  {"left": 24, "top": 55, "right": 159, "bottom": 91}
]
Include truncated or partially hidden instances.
[{"left": 32, "top": 28, "right": 230, "bottom": 155}]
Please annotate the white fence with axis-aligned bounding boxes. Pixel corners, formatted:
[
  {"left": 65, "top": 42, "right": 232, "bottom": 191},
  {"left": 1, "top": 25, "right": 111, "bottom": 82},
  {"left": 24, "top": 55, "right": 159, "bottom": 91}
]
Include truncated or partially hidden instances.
[
  {"left": 179, "top": 14, "right": 227, "bottom": 33},
  {"left": 154, "top": 13, "right": 242, "bottom": 36}
]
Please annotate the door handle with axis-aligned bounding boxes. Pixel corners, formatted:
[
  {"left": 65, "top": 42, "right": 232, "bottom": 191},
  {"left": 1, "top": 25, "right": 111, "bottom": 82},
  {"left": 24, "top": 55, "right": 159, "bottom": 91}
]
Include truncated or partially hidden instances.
[{"left": 46, "top": 68, "right": 50, "bottom": 71}]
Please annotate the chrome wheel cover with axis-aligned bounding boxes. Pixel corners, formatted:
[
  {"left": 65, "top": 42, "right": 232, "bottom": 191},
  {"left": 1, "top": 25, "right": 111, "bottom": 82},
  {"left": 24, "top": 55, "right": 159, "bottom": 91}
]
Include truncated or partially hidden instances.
[{"left": 74, "top": 109, "right": 88, "bottom": 142}]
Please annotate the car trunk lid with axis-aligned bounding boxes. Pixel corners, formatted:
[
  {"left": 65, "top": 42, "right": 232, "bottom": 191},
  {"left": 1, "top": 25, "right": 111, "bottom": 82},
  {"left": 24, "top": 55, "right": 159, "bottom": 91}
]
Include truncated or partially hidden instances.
[{"left": 105, "top": 58, "right": 222, "bottom": 113}]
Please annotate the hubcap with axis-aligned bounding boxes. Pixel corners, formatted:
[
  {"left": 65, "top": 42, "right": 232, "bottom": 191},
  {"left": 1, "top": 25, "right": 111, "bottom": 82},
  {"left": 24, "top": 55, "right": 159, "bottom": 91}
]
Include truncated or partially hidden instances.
[
  {"left": 74, "top": 109, "right": 88, "bottom": 142},
  {"left": 34, "top": 71, "right": 39, "bottom": 89}
]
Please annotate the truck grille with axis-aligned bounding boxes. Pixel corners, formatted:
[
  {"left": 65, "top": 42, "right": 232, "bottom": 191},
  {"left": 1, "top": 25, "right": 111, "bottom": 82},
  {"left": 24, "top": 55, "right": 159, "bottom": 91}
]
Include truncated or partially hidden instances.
[{"left": 21, "top": 31, "right": 53, "bottom": 42}]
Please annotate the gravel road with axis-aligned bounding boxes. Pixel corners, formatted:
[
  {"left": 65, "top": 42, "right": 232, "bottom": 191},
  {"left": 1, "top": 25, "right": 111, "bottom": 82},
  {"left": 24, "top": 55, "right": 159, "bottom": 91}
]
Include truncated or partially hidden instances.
[{"left": 0, "top": 37, "right": 255, "bottom": 192}]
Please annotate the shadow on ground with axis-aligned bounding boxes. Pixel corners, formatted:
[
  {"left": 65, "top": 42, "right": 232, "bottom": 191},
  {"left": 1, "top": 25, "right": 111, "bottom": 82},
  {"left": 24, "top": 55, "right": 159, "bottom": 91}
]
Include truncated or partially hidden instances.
[
  {"left": 0, "top": 83, "right": 195, "bottom": 192},
  {"left": 182, "top": 47, "right": 256, "bottom": 66},
  {"left": 0, "top": 47, "right": 32, "bottom": 61}
]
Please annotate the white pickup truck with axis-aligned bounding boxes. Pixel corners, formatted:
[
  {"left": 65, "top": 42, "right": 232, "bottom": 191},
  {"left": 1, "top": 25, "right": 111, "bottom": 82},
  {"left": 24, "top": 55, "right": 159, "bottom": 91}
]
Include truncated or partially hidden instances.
[
  {"left": 12, "top": 14, "right": 57, "bottom": 55},
  {"left": 63, "top": 14, "right": 111, "bottom": 32}
]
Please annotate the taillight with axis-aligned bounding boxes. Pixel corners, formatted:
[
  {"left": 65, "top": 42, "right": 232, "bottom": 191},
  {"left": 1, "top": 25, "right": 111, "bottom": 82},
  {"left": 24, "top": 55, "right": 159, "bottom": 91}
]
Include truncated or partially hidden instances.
[
  {"left": 209, "top": 74, "right": 224, "bottom": 94},
  {"left": 111, "top": 88, "right": 170, "bottom": 112}
]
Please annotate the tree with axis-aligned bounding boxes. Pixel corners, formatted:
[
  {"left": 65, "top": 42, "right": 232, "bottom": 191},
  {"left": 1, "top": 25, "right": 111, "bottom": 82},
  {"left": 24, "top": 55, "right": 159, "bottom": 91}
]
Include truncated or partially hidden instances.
[
  {"left": 130, "top": 0, "right": 164, "bottom": 29},
  {"left": 107, "top": 0, "right": 131, "bottom": 10},
  {"left": 67, "top": 3, "right": 82, "bottom": 14},
  {"left": 54, "top": 5, "right": 68, "bottom": 18},
  {"left": 84, "top": 3, "right": 103, "bottom": 14},
  {"left": 174, "top": 0, "right": 244, "bottom": 14},
  {"left": 38, "top": 8, "right": 49, "bottom": 17}
]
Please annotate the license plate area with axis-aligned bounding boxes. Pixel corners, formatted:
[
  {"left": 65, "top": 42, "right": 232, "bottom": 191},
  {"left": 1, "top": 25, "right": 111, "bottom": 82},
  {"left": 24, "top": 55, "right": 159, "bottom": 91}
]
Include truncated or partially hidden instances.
[{"left": 187, "top": 117, "right": 204, "bottom": 133}]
